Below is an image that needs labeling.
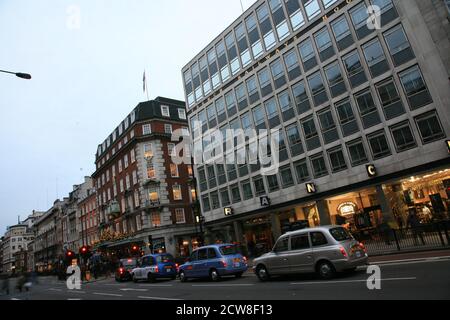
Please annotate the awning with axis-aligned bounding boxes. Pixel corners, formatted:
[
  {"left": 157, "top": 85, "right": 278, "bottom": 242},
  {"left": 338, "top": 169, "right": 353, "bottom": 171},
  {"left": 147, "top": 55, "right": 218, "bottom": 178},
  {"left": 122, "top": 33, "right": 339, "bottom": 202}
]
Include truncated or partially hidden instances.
[{"left": 106, "top": 237, "right": 144, "bottom": 249}]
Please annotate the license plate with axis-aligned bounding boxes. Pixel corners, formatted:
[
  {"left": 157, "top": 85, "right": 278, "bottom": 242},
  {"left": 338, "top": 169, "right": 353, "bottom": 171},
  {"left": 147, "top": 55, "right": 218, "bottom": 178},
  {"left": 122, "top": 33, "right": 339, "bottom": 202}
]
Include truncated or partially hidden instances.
[
  {"left": 165, "top": 267, "right": 172, "bottom": 272},
  {"left": 233, "top": 263, "right": 240, "bottom": 268},
  {"left": 356, "top": 251, "right": 362, "bottom": 258}
]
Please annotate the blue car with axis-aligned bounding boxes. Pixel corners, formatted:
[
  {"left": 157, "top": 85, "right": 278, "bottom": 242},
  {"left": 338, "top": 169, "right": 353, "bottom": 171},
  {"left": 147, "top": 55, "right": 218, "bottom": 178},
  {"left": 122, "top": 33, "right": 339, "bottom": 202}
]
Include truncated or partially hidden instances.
[
  {"left": 131, "top": 253, "right": 178, "bottom": 282},
  {"left": 178, "top": 244, "right": 248, "bottom": 282}
]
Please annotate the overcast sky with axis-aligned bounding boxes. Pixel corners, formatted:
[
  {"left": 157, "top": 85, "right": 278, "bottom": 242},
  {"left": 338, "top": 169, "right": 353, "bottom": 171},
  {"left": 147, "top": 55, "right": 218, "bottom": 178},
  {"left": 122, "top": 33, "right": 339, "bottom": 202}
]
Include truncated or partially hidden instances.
[{"left": 0, "top": 0, "right": 256, "bottom": 233}]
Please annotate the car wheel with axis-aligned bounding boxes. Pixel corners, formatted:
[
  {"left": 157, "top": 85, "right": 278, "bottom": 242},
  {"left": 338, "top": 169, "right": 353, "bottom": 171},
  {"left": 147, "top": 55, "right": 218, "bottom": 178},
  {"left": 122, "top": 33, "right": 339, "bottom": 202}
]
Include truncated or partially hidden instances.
[
  {"left": 317, "top": 261, "right": 336, "bottom": 280},
  {"left": 179, "top": 271, "right": 187, "bottom": 283},
  {"left": 209, "top": 269, "right": 221, "bottom": 282},
  {"left": 147, "top": 273, "right": 156, "bottom": 283},
  {"left": 256, "top": 265, "right": 270, "bottom": 282},
  {"left": 235, "top": 272, "right": 243, "bottom": 278}
]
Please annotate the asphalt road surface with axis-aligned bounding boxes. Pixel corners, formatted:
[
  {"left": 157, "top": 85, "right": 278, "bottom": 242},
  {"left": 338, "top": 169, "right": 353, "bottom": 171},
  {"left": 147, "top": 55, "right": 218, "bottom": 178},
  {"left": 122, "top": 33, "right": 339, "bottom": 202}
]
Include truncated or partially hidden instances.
[{"left": 1, "top": 258, "right": 449, "bottom": 300}]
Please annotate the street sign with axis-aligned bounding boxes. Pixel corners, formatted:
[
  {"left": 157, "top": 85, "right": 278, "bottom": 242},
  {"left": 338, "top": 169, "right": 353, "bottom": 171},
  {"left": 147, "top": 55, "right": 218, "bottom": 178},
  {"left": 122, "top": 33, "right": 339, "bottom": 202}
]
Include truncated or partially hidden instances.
[
  {"left": 366, "top": 164, "right": 377, "bottom": 178},
  {"left": 224, "top": 207, "right": 234, "bottom": 216},
  {"left": 260, "top": 196, "right": 271, "bottom": 207},
  {"left": 306, "top": 183, "right": 317, "bottom": 194}
]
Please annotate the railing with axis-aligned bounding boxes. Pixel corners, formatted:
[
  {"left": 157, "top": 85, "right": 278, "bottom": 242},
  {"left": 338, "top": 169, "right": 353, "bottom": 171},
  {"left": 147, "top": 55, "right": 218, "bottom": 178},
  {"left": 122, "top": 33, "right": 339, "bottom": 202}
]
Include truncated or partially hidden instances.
[{"left": 353, "top": 220, "right": 450, "bottom": 256}]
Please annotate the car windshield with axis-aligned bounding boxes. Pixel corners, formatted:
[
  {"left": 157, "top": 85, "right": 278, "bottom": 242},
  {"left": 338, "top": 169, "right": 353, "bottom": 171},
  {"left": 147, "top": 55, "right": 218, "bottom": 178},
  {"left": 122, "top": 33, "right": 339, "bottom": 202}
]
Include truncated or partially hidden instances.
[
  {"left": 156, "top": 254, "right": 174, "bottom": 263},
  {"left": 120, "top": 259, "right": 137, "bottom": 267},
  {"left": 219, "top": 245, "right": 239, "bottom": 256},
  {"left": 329, "top": 227, "right": 354, "bottom": 241}
]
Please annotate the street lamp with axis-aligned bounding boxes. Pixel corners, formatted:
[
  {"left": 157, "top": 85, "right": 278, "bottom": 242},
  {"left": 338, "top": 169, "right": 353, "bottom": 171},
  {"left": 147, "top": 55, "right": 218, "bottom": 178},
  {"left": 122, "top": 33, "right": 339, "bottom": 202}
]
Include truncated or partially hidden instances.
[{"left": 0, "top": 69, "right": 32, "bottom": 80}]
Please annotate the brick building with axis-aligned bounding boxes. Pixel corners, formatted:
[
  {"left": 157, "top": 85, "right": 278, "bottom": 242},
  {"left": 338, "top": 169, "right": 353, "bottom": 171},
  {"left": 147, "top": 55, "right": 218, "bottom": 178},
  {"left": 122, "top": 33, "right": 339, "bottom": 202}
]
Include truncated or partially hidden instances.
[{"left": 93, "top": 97, "right": 200, "bottom": 258}]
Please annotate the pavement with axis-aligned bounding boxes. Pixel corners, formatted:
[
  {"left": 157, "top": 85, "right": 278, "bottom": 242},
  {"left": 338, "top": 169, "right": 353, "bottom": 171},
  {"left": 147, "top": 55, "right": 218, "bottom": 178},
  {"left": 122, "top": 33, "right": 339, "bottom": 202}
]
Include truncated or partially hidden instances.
[{"left": 1, "top": 250, "right": 449, "bottom": 300}]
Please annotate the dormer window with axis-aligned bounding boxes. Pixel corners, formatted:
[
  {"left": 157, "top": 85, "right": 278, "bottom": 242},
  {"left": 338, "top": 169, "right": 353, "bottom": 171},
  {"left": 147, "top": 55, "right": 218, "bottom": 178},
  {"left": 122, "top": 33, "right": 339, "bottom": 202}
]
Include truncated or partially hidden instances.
[{"left": 161, "top": 105, "right": 170, "bottom": 117}]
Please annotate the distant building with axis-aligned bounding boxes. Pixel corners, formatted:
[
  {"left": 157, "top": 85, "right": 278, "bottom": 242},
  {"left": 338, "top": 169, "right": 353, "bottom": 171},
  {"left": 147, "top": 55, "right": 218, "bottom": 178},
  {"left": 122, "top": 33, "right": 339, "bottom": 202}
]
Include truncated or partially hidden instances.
[
  {"left": 33, "top": 200, "right": 66, "bottom": 273},
  {"left": 0, "top": 237, "right": 4, "bottom": 274},
  {"left": 78, "top": 187, "right": 98, "bottom": 247},
  {"left": 61, "top": 177, "right": 93, "bottom": 253},
  {"left": 92, "top": 97, "right": 199, "bottom": 258},
  {"left": 2, "top": 224, "right": 34, "bottom": 274}
]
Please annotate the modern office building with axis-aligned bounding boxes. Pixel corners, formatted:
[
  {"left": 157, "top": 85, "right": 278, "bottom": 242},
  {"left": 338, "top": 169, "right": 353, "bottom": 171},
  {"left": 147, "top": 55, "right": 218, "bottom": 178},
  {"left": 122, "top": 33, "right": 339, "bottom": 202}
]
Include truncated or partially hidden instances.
[
  {"left": 92, "top": 97, "right": 199, "bottom": 258},
  {"left": 182, "top": 0, "right": 450, "bottom": 255}
]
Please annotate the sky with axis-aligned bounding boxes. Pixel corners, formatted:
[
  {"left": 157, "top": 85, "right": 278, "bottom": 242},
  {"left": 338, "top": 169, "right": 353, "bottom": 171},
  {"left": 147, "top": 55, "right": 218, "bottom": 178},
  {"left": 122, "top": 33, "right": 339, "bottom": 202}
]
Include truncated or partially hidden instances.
[{"left": 0, "top": 0, "right": 256, "bottom": 233}]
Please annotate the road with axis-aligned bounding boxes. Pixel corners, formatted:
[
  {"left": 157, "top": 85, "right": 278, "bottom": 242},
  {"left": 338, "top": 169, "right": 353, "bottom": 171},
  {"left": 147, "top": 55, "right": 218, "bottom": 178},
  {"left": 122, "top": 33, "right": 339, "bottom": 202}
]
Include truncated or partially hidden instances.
[{"left": 1, "top": 258, "right": 450, "bottom": 300}]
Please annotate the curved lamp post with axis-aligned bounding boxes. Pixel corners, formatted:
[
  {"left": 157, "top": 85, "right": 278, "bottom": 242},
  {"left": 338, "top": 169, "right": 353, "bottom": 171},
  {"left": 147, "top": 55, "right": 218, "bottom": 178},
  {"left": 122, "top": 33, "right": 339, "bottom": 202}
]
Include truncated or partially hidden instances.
[{"left": 0, "top": 69, "right": 32, "bottom": 80}]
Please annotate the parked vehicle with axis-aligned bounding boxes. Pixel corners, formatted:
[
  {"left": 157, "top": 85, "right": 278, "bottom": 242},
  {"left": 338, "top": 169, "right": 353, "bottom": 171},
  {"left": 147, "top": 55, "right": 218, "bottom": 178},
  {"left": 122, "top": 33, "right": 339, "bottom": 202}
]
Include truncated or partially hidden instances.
[
  {"left": 131, "top": 254, "right": 177, "bottom": 282},
  {"left": 115, "top": 258, "right": 138, "bottom": 282},
  {"left": 178, "top": 244, "right": 248, "bottom": 282},
  {"left": 253, "top": 226, "right": 369, "bottom": 281}
]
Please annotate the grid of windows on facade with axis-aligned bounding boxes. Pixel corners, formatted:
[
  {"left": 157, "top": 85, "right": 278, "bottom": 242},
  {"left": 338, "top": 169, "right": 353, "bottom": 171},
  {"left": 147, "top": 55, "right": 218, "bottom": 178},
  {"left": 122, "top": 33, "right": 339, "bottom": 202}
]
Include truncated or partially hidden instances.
[
  {"left": 188, "top": 0, "right": 447, "bottom": 213},
  {"left": 188, "top": 3, "right": 429, "bottom": 138},
  {"left": 184, "top": 0, "right": 346, "bottom": 108}
]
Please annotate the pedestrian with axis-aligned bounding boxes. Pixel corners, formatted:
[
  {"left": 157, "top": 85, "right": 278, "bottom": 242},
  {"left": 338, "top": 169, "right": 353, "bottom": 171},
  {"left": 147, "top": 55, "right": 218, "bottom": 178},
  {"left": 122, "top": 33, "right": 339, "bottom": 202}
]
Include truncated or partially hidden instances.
[
  {"left": 407, "top": 210, "right": 425, "bottom": 246},
  {"left": 16, "top": 272, "right": 26, "bottom": 293},
  {"left": 1, "top": 274, "right": 10, "bottom": 295}
]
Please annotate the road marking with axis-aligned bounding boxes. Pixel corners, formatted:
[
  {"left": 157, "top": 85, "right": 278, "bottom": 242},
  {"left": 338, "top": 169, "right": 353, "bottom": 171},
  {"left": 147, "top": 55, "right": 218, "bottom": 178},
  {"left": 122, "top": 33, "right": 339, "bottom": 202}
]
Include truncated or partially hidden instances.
[
  {"left": 93, "top": 292, "right": 123, "bottom": 297},
  {"left": 290, "top": 277, "right": 417, "bottom": 286},
  {"left": 191, "top": 284, "right": 255, "bottom": 287},
  {"left": 48, "top": 288, "right": 63, "bottom": 292},
  {"left": 371, "top": 257, "right": 450, "bottom": 266},
  {"left": 139, "top": 284, "right": 173, "bottom": 287},
  {"left": 69, "top": 290, "right": 86, "bottom": 294},
  {"left": 11, "top": 298, "right": 21, "bottom": 300},
  {"left": 68, "top": 298, "right": 82, "bottom": 301},
  {"left": 120, "top": 288, "right": 148, "bottom": 292},
  {"left": 138, "top": 296, "right": 182, "bottom": 301}
]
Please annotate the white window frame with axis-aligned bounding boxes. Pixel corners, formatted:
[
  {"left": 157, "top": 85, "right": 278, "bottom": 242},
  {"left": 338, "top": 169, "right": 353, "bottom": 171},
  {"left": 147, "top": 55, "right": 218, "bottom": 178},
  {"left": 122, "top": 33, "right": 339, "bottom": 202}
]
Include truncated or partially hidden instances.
[
  {"left": 161, "top": 105, "right": 170, "bottom": 117},
  {"left": 175, "top": 208, "right": 186, "bottom": 224}
]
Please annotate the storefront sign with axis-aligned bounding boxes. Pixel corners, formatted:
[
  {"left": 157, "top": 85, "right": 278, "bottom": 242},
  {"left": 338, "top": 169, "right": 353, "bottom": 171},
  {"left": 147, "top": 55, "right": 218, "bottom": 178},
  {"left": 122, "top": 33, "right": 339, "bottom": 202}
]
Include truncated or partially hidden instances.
[
  {"left": 337, "top": 202, "right": 357, "bottom": 216},
  {"left": 260, "top": 196, "right": 271, "bottom": 207},
  {"left": 306, "top": 183, "right": 317, "bottom": 194},
  {"left": 366, "top": 164, "right": 377, "bottom": 178},
  {"left": 224, "top": 207, "right": 234, "bottom": 217}
]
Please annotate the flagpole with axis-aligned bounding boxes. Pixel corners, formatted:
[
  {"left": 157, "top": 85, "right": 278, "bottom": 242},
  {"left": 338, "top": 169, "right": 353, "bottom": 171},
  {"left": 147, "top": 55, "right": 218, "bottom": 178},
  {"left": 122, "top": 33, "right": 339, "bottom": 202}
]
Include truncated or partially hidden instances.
[
  {"left": 239, "top": 0, "right": 244, "bottom": 12},
  {"left": 144, "top": 70, "right": 150, "bottom": 102}
]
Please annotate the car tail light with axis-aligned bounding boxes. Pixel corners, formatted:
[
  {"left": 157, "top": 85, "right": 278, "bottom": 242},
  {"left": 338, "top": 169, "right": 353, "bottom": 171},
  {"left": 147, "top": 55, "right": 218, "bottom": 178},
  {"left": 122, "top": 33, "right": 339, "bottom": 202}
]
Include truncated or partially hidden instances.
[
  {"left": 340, "top": 246, "right": 348, "bottom": 258},
  {"left": 155, "top": 266, "right": 159, "bottom": 273},
  {"left": 220, "top": 260, "right": 228, "bottom": 268},
  {"left": 242, "top": 256, "right": 248, "bottom": 263},
  {"left": 359, "top": 242, "right": 367, "bottom": 253},
  {"left": 119, "top": 268, "right": 124, "bottom": 274}
]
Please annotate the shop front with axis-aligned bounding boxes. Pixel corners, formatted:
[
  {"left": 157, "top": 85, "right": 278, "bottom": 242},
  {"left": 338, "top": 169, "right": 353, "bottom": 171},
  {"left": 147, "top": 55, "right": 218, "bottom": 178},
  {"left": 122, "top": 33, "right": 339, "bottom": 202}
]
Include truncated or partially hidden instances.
[
  {"left": 325, "top": 187, "right": 383, "bottom": 234},
  {"left": 384, "top": 168, "right": 450, "bottom": 225}
]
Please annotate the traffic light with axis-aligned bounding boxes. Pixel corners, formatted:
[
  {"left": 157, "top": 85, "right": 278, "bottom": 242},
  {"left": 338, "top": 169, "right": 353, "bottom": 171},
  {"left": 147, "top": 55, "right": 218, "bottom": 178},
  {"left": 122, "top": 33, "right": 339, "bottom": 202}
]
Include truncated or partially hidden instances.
[
  {"left": 66, "top": 250, "right": 74, "bottom": 258},
  {"left": 79, "top": 246, "right": 92, "bottom": 261}
]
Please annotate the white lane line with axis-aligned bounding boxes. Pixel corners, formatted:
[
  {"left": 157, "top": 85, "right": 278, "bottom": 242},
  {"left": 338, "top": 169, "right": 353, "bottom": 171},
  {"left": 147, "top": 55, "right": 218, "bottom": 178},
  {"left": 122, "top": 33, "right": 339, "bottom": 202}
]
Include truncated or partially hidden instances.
[
  {"left": 191, "top": 284, "right": 255, "bottom": 287},
  {"left": 120, "top": 288, "right": 148, "bottom": 292},
  {"left": 371, "top": 257, "right": 450, "bottom": 267},
  {"left": 93, "top": 292, "right": 123, "bottom": 297},
  {"left": 68, "top": 298, "right": 82, "bottom": 301},
  {"left": 138, "top": 296, "right": 182, "bottom": 301},
  {"left": 139, "top": 284, "right": 173, "bottom": 287},
  {"left": 11, "top": 298, "right": 21, "bottom": 300},
  {"left": 69, "top": 290, "right": 87, "bottom": 294},
  {"left": 48, "top": 288, "right": 63, "bottom": 292},
  {"left": 290, "top": 277, "right": 417, "bottom": 286}
]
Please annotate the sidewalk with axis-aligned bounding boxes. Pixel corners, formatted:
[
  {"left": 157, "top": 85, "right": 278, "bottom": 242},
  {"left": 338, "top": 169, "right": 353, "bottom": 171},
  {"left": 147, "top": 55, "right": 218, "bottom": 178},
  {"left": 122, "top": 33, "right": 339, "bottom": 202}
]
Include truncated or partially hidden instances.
[{"left": 247, "top": 249, "right": 450, "bottom": 268}]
